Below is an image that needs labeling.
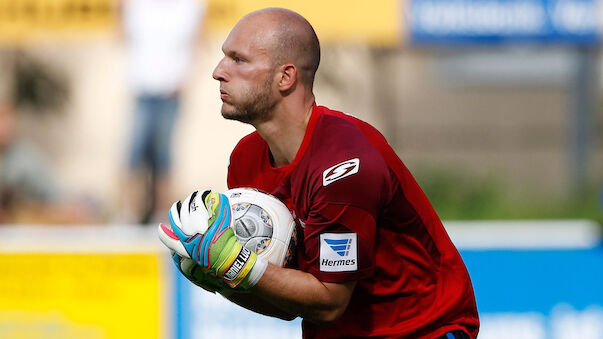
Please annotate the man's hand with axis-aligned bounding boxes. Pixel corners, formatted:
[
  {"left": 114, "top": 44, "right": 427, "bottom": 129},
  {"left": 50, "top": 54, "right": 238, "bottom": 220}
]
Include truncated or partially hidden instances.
[
  {"left": 158, "top": 190, "right": 268, "bottom": 289},
  {"left": 171, "top": 251, "right": 233, "bottom": 295}
]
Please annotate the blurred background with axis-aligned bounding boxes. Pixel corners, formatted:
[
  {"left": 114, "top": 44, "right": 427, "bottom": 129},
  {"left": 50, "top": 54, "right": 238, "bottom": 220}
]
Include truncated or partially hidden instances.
[{"left": 0, "top": 0, "right": 601, "bottom": 338}]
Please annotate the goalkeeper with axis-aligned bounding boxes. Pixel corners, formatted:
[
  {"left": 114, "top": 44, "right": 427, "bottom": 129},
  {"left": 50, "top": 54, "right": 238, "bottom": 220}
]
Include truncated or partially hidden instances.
[{"left": 159, "top": 7, "right": 479, "bottom": 339}]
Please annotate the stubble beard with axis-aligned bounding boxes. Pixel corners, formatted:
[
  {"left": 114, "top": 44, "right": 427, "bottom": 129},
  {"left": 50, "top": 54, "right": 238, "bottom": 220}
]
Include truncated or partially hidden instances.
[{"left": 221, "top": 74, "right": 277, "bottom": 124}]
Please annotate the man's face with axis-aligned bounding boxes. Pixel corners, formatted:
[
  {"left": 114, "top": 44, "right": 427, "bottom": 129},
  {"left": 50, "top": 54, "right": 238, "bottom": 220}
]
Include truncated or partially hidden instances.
[{"left": 212, "top": 23, "right": 278, "bottom": 124}]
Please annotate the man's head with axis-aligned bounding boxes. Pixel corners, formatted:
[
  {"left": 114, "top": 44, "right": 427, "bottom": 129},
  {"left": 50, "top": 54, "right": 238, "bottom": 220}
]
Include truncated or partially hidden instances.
[{"left": 212, "top": 8, "right": 320, "bottom": 124}]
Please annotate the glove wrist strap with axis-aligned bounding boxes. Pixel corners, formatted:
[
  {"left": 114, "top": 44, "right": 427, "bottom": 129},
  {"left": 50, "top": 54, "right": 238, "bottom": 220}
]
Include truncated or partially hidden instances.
[
  {"left": 245, "top": 256, "right": 267, "bottom": 288},
  {"left": 216, "top": 242, "right": 266, "bottom": 289}
]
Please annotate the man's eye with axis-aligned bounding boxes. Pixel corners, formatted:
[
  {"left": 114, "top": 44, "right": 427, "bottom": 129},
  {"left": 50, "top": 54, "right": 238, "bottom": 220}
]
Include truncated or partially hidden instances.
[{"left": 234, "top": 57, "right": 244, "bottom": 63}]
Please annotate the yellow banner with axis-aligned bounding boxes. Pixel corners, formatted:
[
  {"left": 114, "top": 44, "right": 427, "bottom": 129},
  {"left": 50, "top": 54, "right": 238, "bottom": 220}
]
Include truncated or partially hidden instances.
[
  {"left": 0, "top": 0, "right": 116, "bottom": 44},
  {"left": 0, "top": 253, "right": 165, "bottom": 339},
  {"left": 0, "top": 0, "right": 401, "bottom": 46},
  {"left": 206, "top": 0, "right": 402, "bottom": 46}
]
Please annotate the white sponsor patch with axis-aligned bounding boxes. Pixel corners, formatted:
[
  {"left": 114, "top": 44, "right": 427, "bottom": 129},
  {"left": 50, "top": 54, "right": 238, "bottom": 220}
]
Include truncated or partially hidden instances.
[
  {"left": 320, "top": 233, "right": 357, "bottom": 272},
  {"left": 322, "top": 158, "right": 360, "bottom": 186}
]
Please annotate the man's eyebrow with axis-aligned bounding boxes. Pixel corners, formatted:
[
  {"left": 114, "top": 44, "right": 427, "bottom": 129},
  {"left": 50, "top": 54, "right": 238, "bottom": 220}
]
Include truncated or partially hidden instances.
[{"left": 224, "top": 48, "right": 247, "bottom": 59}]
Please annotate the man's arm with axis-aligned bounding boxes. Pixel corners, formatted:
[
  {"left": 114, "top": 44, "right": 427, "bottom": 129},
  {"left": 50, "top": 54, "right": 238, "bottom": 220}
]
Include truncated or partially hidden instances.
[
  {"left": 159, "top": 191, "right": 356, "bottom": 324},
  {"left": 222, "top": 290, "right": 297, "bottom": 321},
  {"left": 228, "top": 264, "right": 356, "bottom": 324}
]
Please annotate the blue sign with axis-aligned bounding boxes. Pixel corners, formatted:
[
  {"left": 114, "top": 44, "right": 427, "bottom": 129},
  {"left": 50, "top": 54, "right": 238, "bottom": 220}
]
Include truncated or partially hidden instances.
[
  {"left": 408, "top": 0, "right": 602, "bottom": 45},
  {"left": 173, "top": 269, "right": 302, "bottom": 339},
  {"left": 461, "top": 246, "right": 603, "bottom": 338}
]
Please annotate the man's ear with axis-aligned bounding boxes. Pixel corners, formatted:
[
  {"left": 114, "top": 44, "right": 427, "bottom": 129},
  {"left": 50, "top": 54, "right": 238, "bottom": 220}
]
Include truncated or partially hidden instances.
[{"left": 278, "top": 64, "right": 297, "bottom": 92}]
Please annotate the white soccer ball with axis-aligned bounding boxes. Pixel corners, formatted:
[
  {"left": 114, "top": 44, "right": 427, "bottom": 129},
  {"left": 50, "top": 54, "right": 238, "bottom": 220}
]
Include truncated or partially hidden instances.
[{"left": 225, "top": 188, "right": 297, "bottom": 267}]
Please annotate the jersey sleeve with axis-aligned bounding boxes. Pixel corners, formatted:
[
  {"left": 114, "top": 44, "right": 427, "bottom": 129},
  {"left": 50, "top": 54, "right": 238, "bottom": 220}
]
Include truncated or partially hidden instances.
[
  {"left": 299, "top": 202, "right": 377, "bottom": 282},
  {"left": 227, "top": 132, "right": 263, "bottom": 189}
]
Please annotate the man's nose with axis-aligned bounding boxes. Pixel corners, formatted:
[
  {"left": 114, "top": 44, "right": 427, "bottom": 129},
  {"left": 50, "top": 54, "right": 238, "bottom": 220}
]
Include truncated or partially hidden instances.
[{"left": 212, "top": 58, "right": 227, "bottom": 81}]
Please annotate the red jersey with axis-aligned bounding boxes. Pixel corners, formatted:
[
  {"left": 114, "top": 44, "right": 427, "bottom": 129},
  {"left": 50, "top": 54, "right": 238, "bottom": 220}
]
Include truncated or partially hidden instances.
[{"left": 227, "top": 104, "right": 479, "bottom": 339}]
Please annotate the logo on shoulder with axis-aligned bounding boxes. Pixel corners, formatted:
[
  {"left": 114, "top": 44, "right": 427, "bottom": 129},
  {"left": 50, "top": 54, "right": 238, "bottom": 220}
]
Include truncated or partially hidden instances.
[
  {"left": 320, "top": 233, "right": 357, "bottom": 272},
  {"left": 322, "top": 158, "right": 360, "bottom": 186}
]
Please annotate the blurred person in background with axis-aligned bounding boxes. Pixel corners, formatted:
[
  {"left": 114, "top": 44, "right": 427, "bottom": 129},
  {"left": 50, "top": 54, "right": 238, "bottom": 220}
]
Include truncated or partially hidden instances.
[
  {"left": 118, "top": 0, "right": 205, "bottom": 224},
  {"left": 0, "top": 102, "right": 93, "bottom": 224}
]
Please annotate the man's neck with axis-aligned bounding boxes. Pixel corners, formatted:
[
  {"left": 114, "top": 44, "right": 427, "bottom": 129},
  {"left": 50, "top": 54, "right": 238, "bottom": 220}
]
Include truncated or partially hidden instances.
[{"left": 254, "top": 99, "right": 314, "bottom": 168}]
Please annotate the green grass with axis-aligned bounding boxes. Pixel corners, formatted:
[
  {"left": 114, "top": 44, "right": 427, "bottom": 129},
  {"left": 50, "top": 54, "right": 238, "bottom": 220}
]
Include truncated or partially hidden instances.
[{"left": 413, "top": 168, "right": 602, "bottom": 224}]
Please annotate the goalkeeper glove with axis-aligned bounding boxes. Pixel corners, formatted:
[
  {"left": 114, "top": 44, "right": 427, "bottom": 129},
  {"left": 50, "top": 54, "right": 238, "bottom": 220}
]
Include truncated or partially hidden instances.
[
  {"left": 158, "top": 190, "right": 267, "bottom": 289},
  {"left": 171, "top": 251, "right": 233, "bottom": 296}
]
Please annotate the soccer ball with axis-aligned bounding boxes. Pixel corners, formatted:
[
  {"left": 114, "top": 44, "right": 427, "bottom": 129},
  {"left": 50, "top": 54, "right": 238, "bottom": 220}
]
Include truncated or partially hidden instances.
[{"left": 225, "top": 188, "right": 297, "bottom": 267}]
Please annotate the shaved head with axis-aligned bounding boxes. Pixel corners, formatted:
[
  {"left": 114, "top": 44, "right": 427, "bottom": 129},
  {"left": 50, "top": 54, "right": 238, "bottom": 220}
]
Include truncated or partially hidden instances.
[
  {"left": 213, "top": 8, "right": 320, "bottom": 124},
  {"left": 237, "top": 8, "right": 321, "bottom": 88}
]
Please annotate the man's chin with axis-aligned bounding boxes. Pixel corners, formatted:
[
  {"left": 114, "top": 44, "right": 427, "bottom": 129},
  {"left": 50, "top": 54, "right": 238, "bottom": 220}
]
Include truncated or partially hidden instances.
[
  {"left": 221, "top": 106, "right": 237, "bottom": 120},
  {"left": 221, "top": 106, "right": 247, "bottom": 123},
  {"left": 220, "top": 102, "right": 234, "bottom": 118}
]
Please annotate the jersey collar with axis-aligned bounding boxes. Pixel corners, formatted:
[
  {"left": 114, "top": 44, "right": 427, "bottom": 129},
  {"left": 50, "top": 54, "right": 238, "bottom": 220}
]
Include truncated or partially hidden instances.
[
  {"left": 289, "top": 102, "right": 321, "bottom": 167},
  {"left": 265, "top": 102, "right": 322, "bottom": 171}
]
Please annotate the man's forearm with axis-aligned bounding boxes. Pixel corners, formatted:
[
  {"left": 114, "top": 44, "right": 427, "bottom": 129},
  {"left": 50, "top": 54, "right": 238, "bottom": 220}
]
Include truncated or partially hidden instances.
[
  {"left": 250, "top": 264, "right": 356, "bottom": 324},
  {"left": 222, "top": 291, "right": 297, "bottom": 321}
]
